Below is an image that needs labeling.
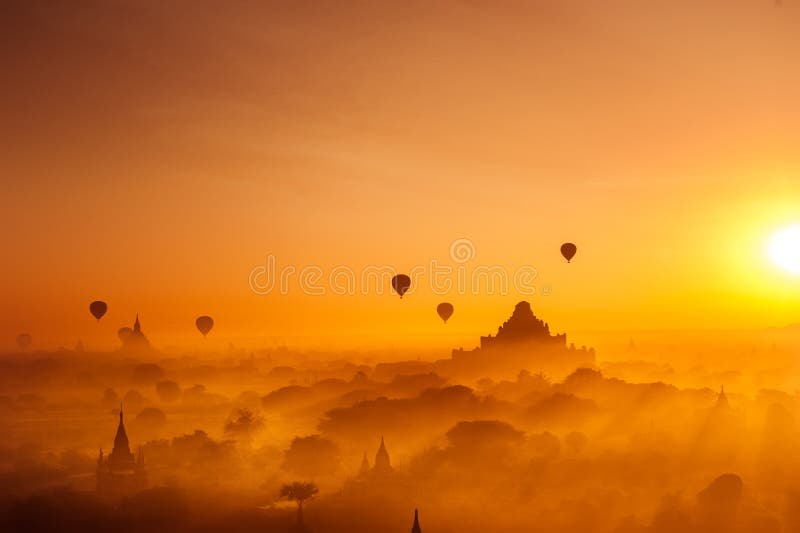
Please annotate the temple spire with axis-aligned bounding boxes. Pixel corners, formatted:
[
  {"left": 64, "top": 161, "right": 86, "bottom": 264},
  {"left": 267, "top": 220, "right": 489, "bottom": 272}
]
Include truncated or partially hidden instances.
[
  {"left": 716, "top": 385, "right": 729, "bottom": 409},
  {"left": 411, "top": 508, "right": 422, "bottom": 533},
  {"left": 374, "top": 435, "right": 393, "bottom": 474},
  {"left": 133, "top": 314, "right": 141, "bottom": 333},
  {"left": 98, "top": 402, "right": 147, "bottom": 497},
  {"left": 112, "top": 401, "right": 131, "bottom": 456}
]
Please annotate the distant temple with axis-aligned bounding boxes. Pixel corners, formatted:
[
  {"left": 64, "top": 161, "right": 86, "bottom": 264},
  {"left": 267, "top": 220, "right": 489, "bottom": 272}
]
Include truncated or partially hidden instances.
[
  {"left": 120, "top": 314, "right": 152, "bottom": 352},
  {"left": 96, "top": 404, "right": 147, "bottom": 499},
  {"left": 689, "top": 383, "right": 742, "bottom": 469},
  {"left": 344, "top": 436, "right": 408, "bottom": 498},
  {"left": 716, "top": 385, "right": 729, "bottom": 410},
  {"left": 411, "top": 508, "right": 422, "bottom": 533},
  {"left": 450, "top": 301, "right": 595, "bottom": 378},
  {"left": 356, "top": 436, "right": 395, "bottom": 480},
  {"left": 478, "top": 301, "right": 566, "bottom": 349},
  {"left": 373, "top": 436, "right": 394, "bottom": 475},
  {"left": 339, "top": 437, "right": 415, "bottom": 511}
]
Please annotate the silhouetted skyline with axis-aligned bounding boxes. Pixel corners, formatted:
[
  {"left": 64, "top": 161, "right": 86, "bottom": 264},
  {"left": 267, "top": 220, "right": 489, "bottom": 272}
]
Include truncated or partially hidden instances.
[{"left": 2, "top": 1, "right": 799, "bottom": 532}]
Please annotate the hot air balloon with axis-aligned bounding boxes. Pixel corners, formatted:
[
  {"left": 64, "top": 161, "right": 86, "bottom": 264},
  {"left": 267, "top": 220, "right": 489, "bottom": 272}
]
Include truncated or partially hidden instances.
[
  {"left": 16, "top": 333, "right": 32, "bottom": 349},
  {"left": 560, "top": 243, "right": 577, "bottom": 263},
  {"left": 89, "top": 300, "right": 107, "bottom": 321},
  {"left": 117, "top": 327, "right": 133, "bottom": 342},
  {"left": 196, "top": 315, "right": 214, "bottom": 338},
  {"left": 391, "top": 274, "right": 411, "bottom": 299},
  {"left": 437, "top": 302, "right": 454, "bottom": 323}
]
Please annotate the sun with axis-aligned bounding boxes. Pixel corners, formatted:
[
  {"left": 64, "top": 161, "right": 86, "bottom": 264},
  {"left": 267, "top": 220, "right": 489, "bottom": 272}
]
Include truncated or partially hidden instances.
[{"left": 767, "top": 225, "right": 800, "bottom": 274}]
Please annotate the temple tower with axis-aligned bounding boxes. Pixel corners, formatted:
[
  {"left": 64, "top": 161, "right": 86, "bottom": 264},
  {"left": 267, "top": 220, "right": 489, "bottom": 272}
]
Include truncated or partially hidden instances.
[
  {"left": 373, "top": 436, "right": 393, "bottom": 475},
  {"left": 411, "top": 508, "right": 422, "bottom": 533}
]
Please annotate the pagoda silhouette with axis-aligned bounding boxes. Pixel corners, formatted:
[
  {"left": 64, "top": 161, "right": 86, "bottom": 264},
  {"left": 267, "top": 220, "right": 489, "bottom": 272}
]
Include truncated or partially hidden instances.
[
  {"left": 119, "top": 314, "right": 153, "bottom": 353},
  {"left": 96, "top": 404, "right": 147, "bottom": 499},
  {"left": 356, "top": 436, "right": 396, "bottom": 481},
  {"left": 411, "top": 508, "right": 422, "bottom": 533},
  {"left": 448, "top": 301, "right": 595, "bottom": 379},
  {"left": 344, "top": 436, "right": 410, "bottom": 499},
  {"left": 373, "top": 436, "right": 394, "bottom": 475},
  {"left": 479, "top": 301, "right": 565, "bottom": 349}
]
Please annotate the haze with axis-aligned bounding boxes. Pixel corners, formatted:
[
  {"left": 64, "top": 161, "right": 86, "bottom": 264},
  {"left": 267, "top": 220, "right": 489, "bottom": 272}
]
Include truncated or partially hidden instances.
[{"left": 2, "top": 2, "right": 800, "bottom": 532}]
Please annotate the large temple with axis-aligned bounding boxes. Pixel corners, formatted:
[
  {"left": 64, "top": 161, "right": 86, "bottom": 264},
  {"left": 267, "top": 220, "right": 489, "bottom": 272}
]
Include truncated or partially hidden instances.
[
  {"left": 448, "top": 301, "right": 595, "bottom": 379},
  {"left": 119, "top": 314, "right": 153, "bottom": 352},
  {"left": 477, "top": 301, "right": 566, "bottom": 349},
  {"left": 96, "top": 404, "right": 147, "bottom": 499}
]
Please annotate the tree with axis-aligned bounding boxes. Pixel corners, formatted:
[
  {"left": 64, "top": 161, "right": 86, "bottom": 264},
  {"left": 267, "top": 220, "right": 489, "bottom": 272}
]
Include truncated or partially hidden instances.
[
  {"left": 155, "top": 380, "right": 181, "bottom": 403},
  {"left": 282, "top": 435, "right": 340, "bottom": 477},
  {"left": 224, "top": 408, "right": 264, "bottom": 446},
  {"left": 280, "top": 481, "right": 318, "bottom": 529}
]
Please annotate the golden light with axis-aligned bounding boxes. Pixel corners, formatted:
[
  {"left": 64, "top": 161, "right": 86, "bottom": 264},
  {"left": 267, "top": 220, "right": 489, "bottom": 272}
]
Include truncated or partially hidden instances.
[{"left": 767, "top": 225, "right": 800, "bottom": 275}]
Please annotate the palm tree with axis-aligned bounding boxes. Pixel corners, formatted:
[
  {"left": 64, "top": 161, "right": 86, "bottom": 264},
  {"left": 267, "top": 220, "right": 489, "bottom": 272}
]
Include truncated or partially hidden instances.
[{"left": 280, "top": 481, "right": 319, "bottom": 529}]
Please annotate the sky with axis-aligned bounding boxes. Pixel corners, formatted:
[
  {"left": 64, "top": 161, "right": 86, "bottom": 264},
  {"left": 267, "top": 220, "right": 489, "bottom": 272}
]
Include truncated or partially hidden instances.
[{"left": 2, "top": 0, "right": 799, "bottom": 351}]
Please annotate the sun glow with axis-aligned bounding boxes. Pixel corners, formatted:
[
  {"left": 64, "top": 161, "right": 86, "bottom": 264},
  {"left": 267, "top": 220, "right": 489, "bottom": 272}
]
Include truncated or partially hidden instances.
[{"left": 768, "top": 225, "right": 800, "bottom": 275}]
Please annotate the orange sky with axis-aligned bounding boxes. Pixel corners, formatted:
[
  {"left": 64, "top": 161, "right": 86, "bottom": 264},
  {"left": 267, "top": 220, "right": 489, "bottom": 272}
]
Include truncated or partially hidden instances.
[{"left": 2, "top": 1, "right": 799, "bottom": 351}]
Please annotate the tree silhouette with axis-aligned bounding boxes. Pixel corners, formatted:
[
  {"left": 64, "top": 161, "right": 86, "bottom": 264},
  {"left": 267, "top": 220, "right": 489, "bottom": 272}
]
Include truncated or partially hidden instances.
[
  {"left": 280, "top": 481, "right": 318, "bottom": 529},
  {"left": 224, "top": 408, "right": 264, "bottom": 446},
  {"left": 282, "top": 435, "right": 340, "bottom": 477}
]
